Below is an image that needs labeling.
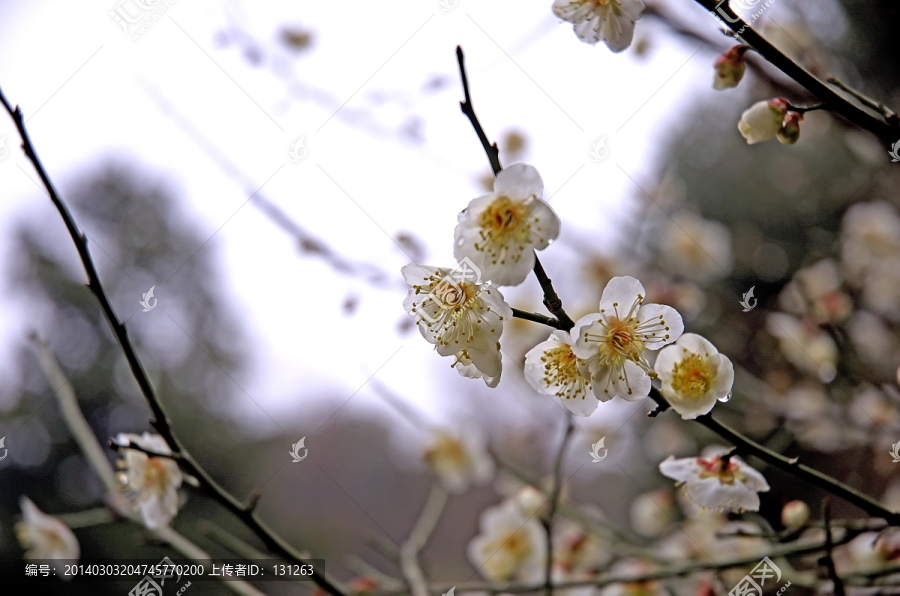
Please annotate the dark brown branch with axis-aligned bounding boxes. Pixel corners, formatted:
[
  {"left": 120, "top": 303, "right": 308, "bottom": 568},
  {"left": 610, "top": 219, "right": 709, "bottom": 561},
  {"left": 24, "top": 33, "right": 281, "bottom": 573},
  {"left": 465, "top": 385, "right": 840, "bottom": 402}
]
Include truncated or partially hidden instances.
[
  {"left": 109, "top": 438, "right": 183, "bottom": 460},
  {"left": 0, "top": 85, "right": 345, "bottom": 596},
  {"left": 543, "top": 415, "right": 575, "bottom": 596},
  {"left": 532, "top": 256, "right": 575, "bottom": 331},
  {"left": 695, "top": 0, "right": 899, "bottom": 144},
  {"left": 647, "top": 387, "right": 900, "bottom": 525},
  {"left": 820, "top": 500, "right": 847, "bottom": 596},
  {"left": 511, "top": 308, "right": 560, "bottom": 329}
]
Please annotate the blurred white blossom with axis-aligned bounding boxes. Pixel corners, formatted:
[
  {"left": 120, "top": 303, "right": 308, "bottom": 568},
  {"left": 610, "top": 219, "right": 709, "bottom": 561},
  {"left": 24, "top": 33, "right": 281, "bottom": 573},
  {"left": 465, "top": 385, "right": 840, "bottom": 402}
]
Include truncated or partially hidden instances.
[
  {"left": 658, "top": 453, "right": 769, "bottom": 512},
  {"left": 629, "top": 489, "right": 675, "bottom": 537},
  {"left": 16, "top": 497, "right": 80, "bottom": 561},
  {"left": 766, "top": 313, "right": 838, "bottom": 382},
  {"left": 552, "top": 0, "right": 645, "bottom": 53},
  {"left": 468, "top": 498, "right": 546, "bottom": 583},
  {"left": 524, "top": 330, "right": 594, "bottom": 416},
  {"left": 653, "top": 333, "right": 734, "bottom": 420},
  {"left": 778, "top": 259, "right": 851, "bottom": 323},
  {"left": 424, "top": 430, "right": 494, "bottom": 493},
  {"left": 572, "top": 276, "right": 683, "bottom": 402},
  {"left": 841, "top": 201, "right": 900, "bottom": 282},
  {"left": 660, "top": 212, "right": 733, "bottom": 281},
  {"left": 781, "top": 500, "right": 810, "bottom": 529},
  {"left": 115, "top": 432, "right": 183, "bottom": 529},
  {"left": 454, "top": 163, "right": 560, "bottom": 287}
]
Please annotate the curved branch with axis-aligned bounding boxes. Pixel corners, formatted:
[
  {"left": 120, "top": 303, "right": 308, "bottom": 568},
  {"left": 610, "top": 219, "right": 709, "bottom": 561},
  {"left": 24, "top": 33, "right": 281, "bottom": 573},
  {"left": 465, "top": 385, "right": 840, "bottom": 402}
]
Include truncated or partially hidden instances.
[{"left": 0, "top": 85, "right": 345, "bottom": 596}]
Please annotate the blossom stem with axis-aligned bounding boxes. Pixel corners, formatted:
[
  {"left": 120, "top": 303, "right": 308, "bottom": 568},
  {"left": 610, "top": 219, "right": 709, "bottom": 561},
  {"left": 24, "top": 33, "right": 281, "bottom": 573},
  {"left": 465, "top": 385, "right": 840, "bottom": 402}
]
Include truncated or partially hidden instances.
[
  {"left": 696, "top": 0, "right": 899, "bottom": 143},
  {"left": 820, "top": 499, "right": 847, "bottom": 596},
  {"left": 511, "top": 308, "right": 560, "bottom": 329},
  {"left": 827, "top": 77, "right": 899, "bottom": 123},
  {"left": 544, "top": 413, "right": 576, "bottom": 596},
  {"left": 108, "top": 438, "right": 184, "bottom": 460},
  {"left": 0, "top": 85, "right": 346, "bottom": 596},
  {"left": 401, "top": 484, "right": 449, "bottom": 596},
  {"left": 786, "top": 103, "right": 828, "bottom": 114},
  {"left": 646, "top": 387, "right": 900, "bottom": 525},
  {"left": 456, "top": 46, "right": 502, "bottom": 176},
  {"left": 532, "top": 255, "right": 576, "bottom": 331}
]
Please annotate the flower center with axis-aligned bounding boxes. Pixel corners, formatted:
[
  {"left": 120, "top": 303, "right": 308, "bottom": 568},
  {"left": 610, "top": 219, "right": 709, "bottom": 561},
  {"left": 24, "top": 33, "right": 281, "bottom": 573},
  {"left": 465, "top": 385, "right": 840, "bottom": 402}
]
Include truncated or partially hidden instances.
[
  {"left": 669, "top": 354, "right": 715, "bottom": 401},
  {"left": 540, "top": 346, "right": 585, "bottom": 399},
  {"left": 145, "top": 458, "right": 171, "bottom": 493},
  {"left": 474, "top": 196, "right": 534, "bottom": 265},
  {"left": 425, "top": 435, "right": 470, "bottom": 471},
  {"left": 696, "top": 456, "right": 742, "bottom": 484}
]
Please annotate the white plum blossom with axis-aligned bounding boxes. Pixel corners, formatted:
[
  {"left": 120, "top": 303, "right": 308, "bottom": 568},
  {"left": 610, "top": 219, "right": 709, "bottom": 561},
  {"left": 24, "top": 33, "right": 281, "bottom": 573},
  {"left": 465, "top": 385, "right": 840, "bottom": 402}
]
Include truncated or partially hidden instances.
[
  {"left": 766, "top": 313, "right": 838, "bottom": 382},
  {"left": 778, "top": 259, "right": 852, "bottom": 323},
  {"left": 468, "top": 498, "right": 547, "bottom": 583},
  {"left": 524, "top": 330, "right": 594, "bottom": 416},
  {"left": 423, "top": 429, "right": 494, "bottom": 493},
  {"left": 572, "top": 276, "right": 683, "bottom": 403},
  {"left": 658, "top": 453, "right": 770, "bottom": 512},
  {"left": 402, "top": 263, "right": 512, "bottom": 385},
  {"left": 653, "top": 333, "right": 734, "bottom": 420},
  {"left": 115, "top": 432, "right": 183, "bottom": 529},
  {"left": 660, "top": 212, "right": 733, "bottom": 281},
  {"left": 552, "top": 0, "right": 646, "bottom": 53},
  {"left": 738, "top": 98, "right": 788, "bottom": 144},
  {"left": 841, "top": 201, "right": 900, "bottom": 281},
  {"left": 454, "top": 164, "right": 560, "bottom": 287},
  {"left": 16, "top": 497, "right": 80, "bottom": 561}
]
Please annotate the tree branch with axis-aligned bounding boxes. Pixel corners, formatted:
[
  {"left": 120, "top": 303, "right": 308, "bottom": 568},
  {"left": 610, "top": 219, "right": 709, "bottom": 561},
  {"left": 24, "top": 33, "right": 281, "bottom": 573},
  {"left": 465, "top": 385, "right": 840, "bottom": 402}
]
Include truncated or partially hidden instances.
[
  {"left": 646, "top": 387, "right": 900, "bottom": 525},
  {"left": 512, "top": 308, "right": 561, "bottom": 329},
  {"left": 694, "top": 0, "right": 899, "bottom": 144},
  {"left": 0, "top": 85, "right": 345, "bottom": 596},
  {"left": 544, "top": 414, "right": 576, "bottom": 596}
]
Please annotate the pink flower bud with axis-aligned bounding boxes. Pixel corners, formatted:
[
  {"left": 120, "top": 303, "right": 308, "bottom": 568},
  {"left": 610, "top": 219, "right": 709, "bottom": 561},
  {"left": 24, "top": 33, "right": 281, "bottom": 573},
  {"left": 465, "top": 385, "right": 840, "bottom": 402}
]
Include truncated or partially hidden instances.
[
  {"left": 777, "top": 111, "right": 803, "bottom": 145},
  {"left": 738, "top": 98, "right": 789, "bottom": 144},
  {"left": 713, "top": 45, "right": 748, "bottom": 90}
]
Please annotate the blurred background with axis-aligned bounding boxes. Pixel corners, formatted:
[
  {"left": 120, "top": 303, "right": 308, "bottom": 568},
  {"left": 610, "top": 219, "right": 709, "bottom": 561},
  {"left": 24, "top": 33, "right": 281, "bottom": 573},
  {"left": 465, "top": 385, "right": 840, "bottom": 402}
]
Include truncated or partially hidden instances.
[{"left": 1, "top": 0, "right": 899, "bottom": 594}]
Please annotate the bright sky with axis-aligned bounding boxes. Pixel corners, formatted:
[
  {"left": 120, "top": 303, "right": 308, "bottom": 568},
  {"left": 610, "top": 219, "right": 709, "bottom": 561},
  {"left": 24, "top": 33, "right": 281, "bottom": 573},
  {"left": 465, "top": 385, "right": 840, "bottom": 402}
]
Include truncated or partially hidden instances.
[{"left": 0, "top": 0, "right": 723, "bottom": 439}]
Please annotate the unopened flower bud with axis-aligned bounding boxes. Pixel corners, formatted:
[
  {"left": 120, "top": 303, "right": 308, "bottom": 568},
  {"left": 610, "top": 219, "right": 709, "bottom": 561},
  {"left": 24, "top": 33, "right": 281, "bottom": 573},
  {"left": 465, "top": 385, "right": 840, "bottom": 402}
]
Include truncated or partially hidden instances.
[
  {"left": 781, "top": 499, "right": 810, "bottom": 529},
  {"left": 713, "top": 45, "right": 748, "bottom": 90},
  {"left": 514, "top": 485, "right": 547, "bottom": 518},
  {"left": 738, "top": 98, "right": 789, "bottom": 144},
  {"left": 777, "top": 111, "right": 803, "bottom": 145}
]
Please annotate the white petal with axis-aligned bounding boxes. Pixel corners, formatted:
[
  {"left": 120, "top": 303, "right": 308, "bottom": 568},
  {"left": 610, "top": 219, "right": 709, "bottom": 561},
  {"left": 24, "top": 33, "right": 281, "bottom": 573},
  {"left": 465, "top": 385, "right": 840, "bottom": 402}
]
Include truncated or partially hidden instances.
[
  {"left": 401, "top": 263, "right": 439, "bottom": 286},
  {"left": 637, "top": 304, "right": 684, "bottom": 349},
  {"left": 658, "top": 456, "right": 698, "bottom": 483},
  {"left": 715, "top": 354, "right": 735, "bottom": 398},
  {"left": 562, "top": 393, "right": 601, "bottom": 416},
  {"left": 615, "top": 359, "right": 651, "bottom": 401},
  {"left": 571, "top": 313, "right": 605, "bottom": 359},
  {"left": 599, "top": 276, "right": 645, "bottom": 313},
  {"left": 493, "top": 163, "right": 544, "bottom": 199}
]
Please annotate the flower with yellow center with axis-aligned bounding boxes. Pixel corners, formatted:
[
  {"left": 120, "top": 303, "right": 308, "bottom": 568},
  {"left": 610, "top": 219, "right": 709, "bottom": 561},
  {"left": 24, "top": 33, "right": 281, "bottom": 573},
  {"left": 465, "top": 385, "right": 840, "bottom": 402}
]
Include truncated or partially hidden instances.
[
  {"left": 115, "top": 432, "right": 183, "bottom": 529},
  {"left": 403, "top": 262, "right": 512, "bottom": 384},
  {"left": 468, "top": 499, "right": 547, "bottom": 583},
  {"left": 658, "top": 453, "right": 769, "bottom": 513},
  {"left": 454, "top": 164, "right": 560, "bottom": 287},
  {"left": 654, "top": 333, "right": 733, "bottom": 420},
  {"left": 16, "top": 497, "right": 80, "bottom": 563},
  {"left": 572, "top": 276, "right": 683, "bottom": 403},
  {"left": 423, "top": 429, "right": 494, "bottom": 493},
  {"left": 552, "top": 0, "right": 646, "bottom": 52},
  {"left": 524, "top": 330, "right": 595, "bottom": 416}
]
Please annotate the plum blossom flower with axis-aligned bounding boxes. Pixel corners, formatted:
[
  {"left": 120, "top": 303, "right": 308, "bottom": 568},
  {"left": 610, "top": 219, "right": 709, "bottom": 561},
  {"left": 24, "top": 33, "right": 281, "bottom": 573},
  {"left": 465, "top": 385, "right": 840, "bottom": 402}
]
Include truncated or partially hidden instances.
[
  {"left": 713, "top": 45, "right": 748, "bottom": 90},
  {"left": 659, "top": 454, "right": 769, "bottom": 512},
  {"left": 841, "top": 201, "right": 900, "bottom": 282},
  {"left": 524, "top": 330, "right": 594, "bottom": 416},
  {"left": 423, "top": 429, "right": 494, "bottom": 493},
  {"left": 468, "top": 499, "right": 547, "bottom": 583},
  {"left": 766, "top": 313, "right": 838, "bottom": 382},
  {"left": 454, "top": 164, "right": 560, "bottom": 287},
  {"left": 653, "top": 333, "right": 734, "bottom": 420},
  {"left": 402, "top": 262, "right": 512, "bottom": 384},
  {"left": 115, "top": 432, "right": 183, "bottom": 529},
  {"left": 660, "top": 212, "right": 733, "bottom": 281},
  {"left": 16, "top": 497, "right": 80, "bottom": 561},
  {"left": 778, "top": 259, "right": 852, "bottom": 324},
  {"left": 738, "top": 98, "right": 788, "bottom": 144},
  {"left": 552, "top": 0, "right": 646, "bottom": 53},
  {"left": 572, "top": 276, "right": 683, "bottom": 402}
]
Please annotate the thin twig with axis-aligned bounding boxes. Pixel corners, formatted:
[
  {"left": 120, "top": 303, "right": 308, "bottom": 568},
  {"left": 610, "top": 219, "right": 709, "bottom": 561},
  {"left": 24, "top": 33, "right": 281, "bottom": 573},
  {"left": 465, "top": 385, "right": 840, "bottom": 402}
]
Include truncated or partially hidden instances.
[
  {"left": 400, "top": 484, "right": 448, "bottom": 596},
  {"left": 544, "top": 414, "right": 576, "bottom": 596},
  {"left": 512, "top": 308, "right": 560, "bottom": 329},
  {"left": 456, "top": 46, "right": 575, "bottom": 331},
  {"left": 109, "top": 437, "right": 184, "bottom": 460},
  {"left": 0, "top": 85, "right": 345, "bottom": 596},
  {"left": 696, "top": 0, "right": 899, "bottom": 144},
  {"left": 821, "top": 500, "right": 847, "bottom": 596}
]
